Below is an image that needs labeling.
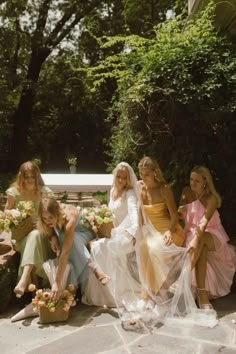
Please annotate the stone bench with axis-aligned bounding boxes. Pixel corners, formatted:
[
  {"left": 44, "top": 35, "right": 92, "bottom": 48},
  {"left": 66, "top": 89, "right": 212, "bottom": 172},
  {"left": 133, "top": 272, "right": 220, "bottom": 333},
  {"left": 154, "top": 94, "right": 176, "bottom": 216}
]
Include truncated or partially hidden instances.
[{"left": 41, "top": 173, "right": 113, "bottom": 206}]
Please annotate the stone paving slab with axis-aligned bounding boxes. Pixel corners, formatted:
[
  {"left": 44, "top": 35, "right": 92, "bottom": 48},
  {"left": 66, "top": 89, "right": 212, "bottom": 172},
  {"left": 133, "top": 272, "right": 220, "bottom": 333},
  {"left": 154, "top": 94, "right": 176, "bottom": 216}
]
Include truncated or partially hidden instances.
[{"left": 0, "top": 293, "right": 236, "bottom": 354}]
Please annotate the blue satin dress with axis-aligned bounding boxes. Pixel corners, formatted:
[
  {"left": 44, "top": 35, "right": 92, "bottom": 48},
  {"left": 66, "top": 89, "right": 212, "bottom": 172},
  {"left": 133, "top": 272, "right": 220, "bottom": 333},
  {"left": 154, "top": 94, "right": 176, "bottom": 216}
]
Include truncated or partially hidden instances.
[{"left": 55, "top": 218, "right": 95, "bottom": 289}]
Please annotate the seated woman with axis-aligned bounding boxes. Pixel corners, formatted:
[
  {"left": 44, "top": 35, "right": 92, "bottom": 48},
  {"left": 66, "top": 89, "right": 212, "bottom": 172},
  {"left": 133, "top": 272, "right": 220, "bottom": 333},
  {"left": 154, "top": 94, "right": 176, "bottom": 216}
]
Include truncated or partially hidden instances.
[
  {"left": 82, "top": 162, "right": 141, "bottom": 309},
  {"left": 136, "top": 156, "right": 198, "bottom": 315},
  {"left": 179, "top": 185, "right": 196, "bottom": 206},
  {"left": 37, "top": 198, "right": 109, "bottom": 298},
  {"left": 5, "top": 161, "right": 54, "bottom": 298},
  {"left": 178, "top": 166, "right": 236, "bottom": 309}
]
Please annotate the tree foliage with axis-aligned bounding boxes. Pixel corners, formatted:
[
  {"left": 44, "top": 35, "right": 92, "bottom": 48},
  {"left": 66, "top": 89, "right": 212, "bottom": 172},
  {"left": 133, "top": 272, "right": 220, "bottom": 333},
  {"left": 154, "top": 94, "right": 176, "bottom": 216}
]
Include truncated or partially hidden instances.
[{"left": 86, "top": 3, "right": 236, "bottom": 232}]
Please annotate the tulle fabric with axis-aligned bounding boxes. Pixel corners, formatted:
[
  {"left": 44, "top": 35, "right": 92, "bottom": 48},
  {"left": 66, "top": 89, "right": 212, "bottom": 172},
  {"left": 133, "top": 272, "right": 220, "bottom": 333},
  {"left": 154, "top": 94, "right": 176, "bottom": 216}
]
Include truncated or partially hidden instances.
[
  {"left": 84, "top": 164, "right": 218, "bottom": 328},
  {"left": 116, "top": 212, "right": 218, "bottom": 328}
]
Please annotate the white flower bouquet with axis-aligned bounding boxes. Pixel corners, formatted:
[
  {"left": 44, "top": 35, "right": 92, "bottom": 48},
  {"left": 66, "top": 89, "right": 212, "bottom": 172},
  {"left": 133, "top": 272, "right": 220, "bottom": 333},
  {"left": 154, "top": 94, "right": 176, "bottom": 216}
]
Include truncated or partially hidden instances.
[
  {"left": 0, "top": 201, "right": 35, "bottom": 241},
  {"left": 80, "top": 204, "right": 113, "bottom": 238}
]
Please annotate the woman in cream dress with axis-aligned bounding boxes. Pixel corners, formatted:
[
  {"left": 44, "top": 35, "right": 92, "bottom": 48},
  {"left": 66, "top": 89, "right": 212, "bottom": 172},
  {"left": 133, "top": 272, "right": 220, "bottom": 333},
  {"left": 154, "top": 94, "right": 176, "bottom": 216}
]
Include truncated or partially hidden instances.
[{"left": 82, "top": 162, "right": 141, "bottom": 309}]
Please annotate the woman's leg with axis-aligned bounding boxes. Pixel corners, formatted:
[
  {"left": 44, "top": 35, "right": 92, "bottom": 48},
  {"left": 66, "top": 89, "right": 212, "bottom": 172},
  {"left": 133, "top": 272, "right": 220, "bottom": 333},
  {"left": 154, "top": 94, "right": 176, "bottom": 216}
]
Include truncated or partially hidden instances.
[
  {"left": 87, "top": 257, "right": 111, "bottom": 285},
  {"left": 193, "top": 232, "right": 215, "bottom": 307},
  {"left": 14, "top": 264, "right": 34, "bottom": 297}
]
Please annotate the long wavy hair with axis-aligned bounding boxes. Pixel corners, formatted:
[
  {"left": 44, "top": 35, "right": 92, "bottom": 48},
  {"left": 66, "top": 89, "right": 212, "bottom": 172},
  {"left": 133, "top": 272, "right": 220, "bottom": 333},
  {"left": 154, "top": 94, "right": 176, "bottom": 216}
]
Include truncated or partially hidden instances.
[
  {"left": 191, "top": 165, "right": 222, "bottom": 208},
  {"left": 38, "top": 197, "right": 64, "bottom": 236},
  {"left": 138, "top": 156, "right": 166, "bottom": 184},
  {"left": 11, "top": 161, "right": 45, "bottom": 193},
  {"left": 112, "top": 162, "right": 134, "bottom": 191}
]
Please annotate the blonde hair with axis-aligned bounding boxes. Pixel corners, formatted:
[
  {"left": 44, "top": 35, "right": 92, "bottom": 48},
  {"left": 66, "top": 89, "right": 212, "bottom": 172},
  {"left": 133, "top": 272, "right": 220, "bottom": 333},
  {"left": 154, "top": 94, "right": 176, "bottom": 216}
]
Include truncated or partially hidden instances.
[
  {"left": 191, "top": 166, "right": 222, "bottom": 208},
  {"left": 138, "top": 156, "right": 166, "bottom": 183},
  {"left": 12, "top": 161, "right": 45, "bottom": 193},
  {"left": 38, "top": 197, "right": 64, "bottom": 236},
  {"left": 112, "top": 162, "right": 133, "bottom": 191}
]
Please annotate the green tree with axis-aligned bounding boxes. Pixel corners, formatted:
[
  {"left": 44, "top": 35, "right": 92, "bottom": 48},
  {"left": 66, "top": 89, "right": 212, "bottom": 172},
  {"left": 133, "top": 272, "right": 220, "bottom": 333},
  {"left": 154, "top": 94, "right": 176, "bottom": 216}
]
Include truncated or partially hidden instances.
[{"left": 86, "top": 3, "right": 236, "bottom": 232}]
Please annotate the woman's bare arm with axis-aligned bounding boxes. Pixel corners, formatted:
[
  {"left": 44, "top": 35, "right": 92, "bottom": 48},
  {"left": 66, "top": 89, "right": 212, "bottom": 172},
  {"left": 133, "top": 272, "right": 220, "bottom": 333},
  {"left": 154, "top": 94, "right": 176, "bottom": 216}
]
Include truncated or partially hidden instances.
[
  {"left": 52, "top": 205, "right": 79, "bottom": 296},
  {"left": 4, "top": 195, "right": 15, "bottom": 210}
]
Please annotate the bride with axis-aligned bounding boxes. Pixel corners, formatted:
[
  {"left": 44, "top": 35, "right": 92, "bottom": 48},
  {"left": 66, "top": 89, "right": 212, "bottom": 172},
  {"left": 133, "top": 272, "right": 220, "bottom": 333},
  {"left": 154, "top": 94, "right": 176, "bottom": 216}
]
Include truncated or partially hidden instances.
[{"left": 82, "top": 162, "right": 141, "bottom": 308}]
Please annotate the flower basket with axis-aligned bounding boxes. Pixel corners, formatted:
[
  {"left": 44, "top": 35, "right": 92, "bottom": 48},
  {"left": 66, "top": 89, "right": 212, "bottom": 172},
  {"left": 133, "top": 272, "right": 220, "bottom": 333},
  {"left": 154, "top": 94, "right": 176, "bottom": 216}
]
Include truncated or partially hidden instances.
[
  {"left": 11, "top": 216, "right": 34, "bottom": 242},
  {"left": 39, "top": 303, "right": 69, "bottom": 324},
  {"left": 97, "top": 222, "right": 113, "bottom": 238}
]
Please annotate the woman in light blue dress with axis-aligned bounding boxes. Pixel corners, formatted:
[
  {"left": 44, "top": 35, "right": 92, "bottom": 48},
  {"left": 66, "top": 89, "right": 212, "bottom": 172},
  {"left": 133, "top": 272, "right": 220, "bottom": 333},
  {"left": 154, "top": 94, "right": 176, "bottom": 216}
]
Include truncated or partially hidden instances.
[{"left": 37, "top": 197, "right": 109, "bottom": 298}]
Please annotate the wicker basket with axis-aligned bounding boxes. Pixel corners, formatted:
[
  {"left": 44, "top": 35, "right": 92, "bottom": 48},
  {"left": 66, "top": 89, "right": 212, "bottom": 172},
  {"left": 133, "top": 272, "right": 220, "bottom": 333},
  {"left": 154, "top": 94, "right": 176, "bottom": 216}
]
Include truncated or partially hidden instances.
[
  {"left": 11, "top": 216, "right": 34, "bottom": 242},
  {"left": 39, "top": 303, "right": 69, "bottom": 324},
  {"left": 97, "top": 222, "right": 113, "bottom": 238}
]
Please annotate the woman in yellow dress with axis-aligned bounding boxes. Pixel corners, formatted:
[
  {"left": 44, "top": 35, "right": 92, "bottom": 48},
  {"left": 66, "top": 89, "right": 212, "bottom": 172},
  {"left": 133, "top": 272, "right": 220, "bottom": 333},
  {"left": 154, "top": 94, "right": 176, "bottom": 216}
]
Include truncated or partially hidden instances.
[{"left": 137, "top": 156, "right": 188, "bottom": 302}]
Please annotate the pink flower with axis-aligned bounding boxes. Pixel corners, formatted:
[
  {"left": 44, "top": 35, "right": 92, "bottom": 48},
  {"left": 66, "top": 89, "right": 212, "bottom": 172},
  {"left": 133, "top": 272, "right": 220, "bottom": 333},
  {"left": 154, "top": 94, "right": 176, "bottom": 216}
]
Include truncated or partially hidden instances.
[
  {"left": 63, "top": 304, "right": 70, "bottom": 311},
  {"left": 43, "top": 292, "right": 51, "bottom": 300},
  {"left": 63, "top": 289, "right": 69, "bottom": 297},
  {"left": 38, "top": 300, "right": 46, "bottom": 307},
  {"left": 28, "top": 284, "right": 36, "bottom": 292},
  {"left": 68, "top": 284, "right": 75, "bottom": 292}
]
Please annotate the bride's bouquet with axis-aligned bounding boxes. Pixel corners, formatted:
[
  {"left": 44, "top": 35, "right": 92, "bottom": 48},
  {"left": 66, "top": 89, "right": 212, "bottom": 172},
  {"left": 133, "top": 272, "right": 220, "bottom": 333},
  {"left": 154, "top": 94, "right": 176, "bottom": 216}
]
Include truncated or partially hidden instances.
[
  {"left": 0, "top": 201, "right": 35, "bottom": 241},
  {"left": 80, "top": 204, "right": 114, "bottom": 238}
]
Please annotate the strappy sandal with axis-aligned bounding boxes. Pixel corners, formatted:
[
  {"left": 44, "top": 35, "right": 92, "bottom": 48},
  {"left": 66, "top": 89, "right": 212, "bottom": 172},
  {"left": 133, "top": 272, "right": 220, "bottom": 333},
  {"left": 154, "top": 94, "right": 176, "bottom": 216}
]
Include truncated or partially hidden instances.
[{"left": 197, "top": 288, "right": 214, "bottom": 310}]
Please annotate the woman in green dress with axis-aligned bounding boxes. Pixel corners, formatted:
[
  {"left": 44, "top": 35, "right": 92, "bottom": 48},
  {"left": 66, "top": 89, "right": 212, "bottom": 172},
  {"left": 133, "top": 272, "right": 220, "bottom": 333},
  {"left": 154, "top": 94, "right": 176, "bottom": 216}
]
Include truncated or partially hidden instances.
[{"left": 5, "top": 161, "right": 54, "bottom": 298}]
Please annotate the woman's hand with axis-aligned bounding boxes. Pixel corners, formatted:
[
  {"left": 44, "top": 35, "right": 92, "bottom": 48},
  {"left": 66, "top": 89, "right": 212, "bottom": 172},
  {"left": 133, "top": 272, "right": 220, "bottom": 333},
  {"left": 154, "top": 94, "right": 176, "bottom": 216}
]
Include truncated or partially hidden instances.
[
  {"left": 177, "top": 206, "right": 186, "bottom": 220},
  {"left": 163, "top": 230, "right": 173, "bottom": 246},
  {"left": 51, "top": 281, "right": 60, "bottom": 300},
  {"left": 187, "top": 233, "right": 200, "bottom": 254}
]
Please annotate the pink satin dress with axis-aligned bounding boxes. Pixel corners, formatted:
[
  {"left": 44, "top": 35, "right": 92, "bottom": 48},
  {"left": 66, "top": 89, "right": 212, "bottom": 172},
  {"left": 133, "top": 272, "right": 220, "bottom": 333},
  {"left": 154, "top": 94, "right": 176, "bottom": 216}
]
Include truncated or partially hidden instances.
[{"left": 184, "top": 200, "right": 236, "bottom": 298}]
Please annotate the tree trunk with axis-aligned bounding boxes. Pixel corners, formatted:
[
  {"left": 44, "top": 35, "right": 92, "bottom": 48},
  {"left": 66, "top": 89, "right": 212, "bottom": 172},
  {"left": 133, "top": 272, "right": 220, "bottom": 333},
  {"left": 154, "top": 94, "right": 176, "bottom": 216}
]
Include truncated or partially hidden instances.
[{"left": 10, "top": 48, "right": 50, "bottom": 171}]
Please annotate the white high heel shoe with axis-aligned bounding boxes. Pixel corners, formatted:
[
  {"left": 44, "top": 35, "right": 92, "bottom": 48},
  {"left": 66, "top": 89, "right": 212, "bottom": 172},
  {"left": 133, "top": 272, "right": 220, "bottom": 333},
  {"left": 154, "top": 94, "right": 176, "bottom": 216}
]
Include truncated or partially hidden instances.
[{"left": 11, "top": 303, "right": 38, "bottom": 322}]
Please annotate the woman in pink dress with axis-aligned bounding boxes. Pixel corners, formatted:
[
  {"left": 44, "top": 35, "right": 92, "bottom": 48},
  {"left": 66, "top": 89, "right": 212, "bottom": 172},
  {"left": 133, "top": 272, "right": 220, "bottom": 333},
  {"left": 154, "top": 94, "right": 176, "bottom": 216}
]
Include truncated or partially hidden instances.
[{"left": 179, "top": 166, "right": 236, "bottom": 309}]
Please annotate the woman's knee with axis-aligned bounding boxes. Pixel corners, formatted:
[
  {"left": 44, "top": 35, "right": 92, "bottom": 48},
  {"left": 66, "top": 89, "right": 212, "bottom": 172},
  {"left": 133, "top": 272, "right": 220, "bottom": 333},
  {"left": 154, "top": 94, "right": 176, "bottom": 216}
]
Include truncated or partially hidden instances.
[{"left": 203, "top": 232, "right": 215, "bottom": 251}]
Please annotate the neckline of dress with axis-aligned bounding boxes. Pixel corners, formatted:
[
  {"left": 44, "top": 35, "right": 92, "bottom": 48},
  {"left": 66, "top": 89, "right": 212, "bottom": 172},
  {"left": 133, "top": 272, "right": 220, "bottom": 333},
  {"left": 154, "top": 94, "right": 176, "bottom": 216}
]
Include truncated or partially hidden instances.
[{"left": 143, "top": 201, "right": 165, "bottom": 207}]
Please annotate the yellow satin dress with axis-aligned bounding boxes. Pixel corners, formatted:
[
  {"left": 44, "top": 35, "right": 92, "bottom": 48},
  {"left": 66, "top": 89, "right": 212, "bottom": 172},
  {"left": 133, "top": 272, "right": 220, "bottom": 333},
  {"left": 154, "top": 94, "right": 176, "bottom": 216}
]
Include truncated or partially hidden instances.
[
  {"left": 139, "top": 202, "right": 185, "bottom": 297},
  {"left": 144, "top": 203, "right": 184, "bottom": 247}
]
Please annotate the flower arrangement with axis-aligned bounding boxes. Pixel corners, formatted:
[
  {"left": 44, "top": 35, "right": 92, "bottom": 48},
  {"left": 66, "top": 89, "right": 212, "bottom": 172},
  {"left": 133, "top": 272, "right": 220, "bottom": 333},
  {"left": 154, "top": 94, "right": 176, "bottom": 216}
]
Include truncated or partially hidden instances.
[
  {"left": 80, "top": 204, "right": 114, "bottom": 236},
  {"left": 0, "top": 201, "right": 35, "bottom": 233},
  {"left": 66, "top": 156, "right": 77, "bottom": 166},
  {"left": 29, "top": 283, "right": 76, "bottom": 314}
]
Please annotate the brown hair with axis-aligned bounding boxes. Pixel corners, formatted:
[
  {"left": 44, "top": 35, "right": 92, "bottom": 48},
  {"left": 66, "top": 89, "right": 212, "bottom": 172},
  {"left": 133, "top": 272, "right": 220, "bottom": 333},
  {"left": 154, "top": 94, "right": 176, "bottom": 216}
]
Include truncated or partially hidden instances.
[
  {"left": 38, "top": 197, "right": 63, "bottom": 236},
  {"left": 12, "top": 161, "right": 45, "bottom": 193}
]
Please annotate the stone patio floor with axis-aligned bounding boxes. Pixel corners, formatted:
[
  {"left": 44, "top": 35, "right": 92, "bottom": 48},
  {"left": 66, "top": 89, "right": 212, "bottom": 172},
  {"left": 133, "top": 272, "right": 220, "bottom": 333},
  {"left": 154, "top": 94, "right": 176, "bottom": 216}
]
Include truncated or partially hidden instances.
[{"left": 0, "top": 289, "right": 236, "bottom": 354}]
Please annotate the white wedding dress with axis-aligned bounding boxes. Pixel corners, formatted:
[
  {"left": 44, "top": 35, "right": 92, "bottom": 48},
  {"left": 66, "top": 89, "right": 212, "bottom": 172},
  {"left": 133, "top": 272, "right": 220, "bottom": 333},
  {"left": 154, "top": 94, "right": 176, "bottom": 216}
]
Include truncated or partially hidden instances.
[
  {"left": 82, "top": 188, "right": 141, "bottom": 307},
  {"left": 82, "top": 162, "right": 218, "bottom": 329}
]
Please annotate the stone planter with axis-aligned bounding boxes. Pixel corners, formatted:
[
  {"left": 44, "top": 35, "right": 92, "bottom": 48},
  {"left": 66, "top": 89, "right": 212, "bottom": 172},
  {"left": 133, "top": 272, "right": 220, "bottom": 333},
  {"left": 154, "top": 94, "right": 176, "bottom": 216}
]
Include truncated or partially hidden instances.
[{"left": 69, "top": 165, "right": 77, "bottom": 174}]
